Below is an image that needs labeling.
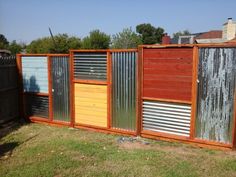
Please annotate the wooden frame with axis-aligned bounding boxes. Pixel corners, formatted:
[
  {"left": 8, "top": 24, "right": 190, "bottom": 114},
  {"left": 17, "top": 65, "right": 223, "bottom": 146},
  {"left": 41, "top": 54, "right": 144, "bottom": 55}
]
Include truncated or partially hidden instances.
[
  {"left": 71, "top": 50, "right": 109, "bottom": 129},
  {"left": 139, "top": 43, "right": 236, "bottom": 149},
  {"left": 189, "top": 46, "right": 199, "bottom": 139},
  {"left": 17, "top": 54, "right": 71, "bottom": 127},
  {"left": 70, "top": 49, "right": 139, "bottom": 135}
]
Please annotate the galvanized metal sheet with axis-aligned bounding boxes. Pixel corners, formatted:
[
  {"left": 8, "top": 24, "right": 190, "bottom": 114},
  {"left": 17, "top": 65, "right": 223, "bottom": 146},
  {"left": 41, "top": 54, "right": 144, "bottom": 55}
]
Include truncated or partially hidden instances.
[
  {"left": 196, "top": 48, "right": 236, "bottom": 143},
  {"left": 142, "top": 100, "right": 191, "bottom": 137},
  {"left": 22, "top": 56, "right": 48, "bottom": 93},
  {"left": 51, "top": 56, "right": 70, "bottom": 122},
  {"left": 25, "top": 95, "right": 49, "bottom": 118},
  {"left": 73, "top": 52, "right": 107, "bottom": 80},
  {"left": 111, "top": 51, "right": 137, "bottom": 131}
]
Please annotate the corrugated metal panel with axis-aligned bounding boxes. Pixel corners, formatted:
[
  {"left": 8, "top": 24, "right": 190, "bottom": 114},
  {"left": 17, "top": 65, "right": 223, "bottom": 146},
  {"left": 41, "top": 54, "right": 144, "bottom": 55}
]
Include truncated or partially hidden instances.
[
  {"left": 111, "top": 52, "right": 137, "bottom": 131},
  {"left": 51, "top": 56, "right": 70, "bottom": 122},
  {"left": 25, "top": 95, "right": 49, "bottom": 118},
  {"left": 22, "top": 56, "right": 48, "bottom": 93},
  {"left": 196, "top": 48, "right": 236, "bottom": 143},
  {"left": 73, "top": 52, "right": 107, "bottom": 80},
  {"left": 74, "top": 83, "right": 107, "bottom": 127},
  {"left": 142, "top": 100, "right": 191, "bottom": 137}
]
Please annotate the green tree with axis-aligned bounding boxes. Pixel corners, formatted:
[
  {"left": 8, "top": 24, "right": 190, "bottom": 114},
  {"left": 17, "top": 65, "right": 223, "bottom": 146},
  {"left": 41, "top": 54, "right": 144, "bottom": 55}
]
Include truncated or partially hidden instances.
[
  {"left": 8, "top": 40, "right": 24, "bottom": 55},
  {"left": 0, "top": 34, "right": 9, "bottom": 49},
  {"left": 136, "top": 23, "right": 164, "bottom": 44},
  {"left": 26, "top": 34, "right": 81, "bottom": 53},
  {"left": 81, "top": 30, "right": 110, "bottom": 49},
  {"left": 111, "top": 27, "right": 142, "bottom": 49},
  {"left": 172, "top": 30, "right": 191, "bottom": 39}
]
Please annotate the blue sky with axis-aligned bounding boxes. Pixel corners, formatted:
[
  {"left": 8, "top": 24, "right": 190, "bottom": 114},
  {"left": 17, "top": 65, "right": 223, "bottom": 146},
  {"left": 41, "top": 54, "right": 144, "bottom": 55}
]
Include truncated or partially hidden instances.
[{"left": 0, "top": 0, "right": 236, "bottom": 44}]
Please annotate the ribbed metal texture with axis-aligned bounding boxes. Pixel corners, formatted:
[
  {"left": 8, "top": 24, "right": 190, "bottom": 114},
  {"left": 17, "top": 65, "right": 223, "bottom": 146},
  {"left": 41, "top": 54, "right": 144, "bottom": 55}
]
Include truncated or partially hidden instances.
[
  {"left": 25, "top": 95, "right": 49, "bottom": 118},
  {"left": 51, "top": 56, "right": 70, "bottom": 122},
  {"left": 142, "top": 101, "right": 191, "bottom": 137},
  {"left": 22, "top": 56, "right": 48, "bottom": 93},
  {"left": 196, "top": 48, "right": 236, "bottom": 143},
  {"left": 73, "top": 52, "right": 107, "bottom": 80},
  {"left": 111, "top": 52, "right": 137, "bottom": 131}
]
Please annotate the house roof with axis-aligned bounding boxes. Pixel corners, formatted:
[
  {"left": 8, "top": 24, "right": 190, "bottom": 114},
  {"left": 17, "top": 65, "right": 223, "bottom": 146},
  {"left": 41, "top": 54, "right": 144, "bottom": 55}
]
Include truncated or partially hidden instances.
[
  {"left": 226, "top": 37, "right": 236, "bottom": 43},
  {"left": 195, "top": 30, "right": 222, "bottom": 39},
  {"left": 0, "top": 49, "right": 11, "bottom": 54}
]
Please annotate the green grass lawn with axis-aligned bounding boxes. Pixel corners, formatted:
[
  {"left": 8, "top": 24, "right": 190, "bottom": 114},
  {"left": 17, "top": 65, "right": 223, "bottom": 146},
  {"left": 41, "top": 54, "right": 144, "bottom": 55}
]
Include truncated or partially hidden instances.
[{"left": 1, "top": 123, "right": 236, "bottom": 177}]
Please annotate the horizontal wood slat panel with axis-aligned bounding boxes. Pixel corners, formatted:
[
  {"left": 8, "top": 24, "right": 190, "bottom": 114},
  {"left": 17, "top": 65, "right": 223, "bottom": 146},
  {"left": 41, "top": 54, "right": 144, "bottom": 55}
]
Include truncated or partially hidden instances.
[
  {"left": 143, "top": 88, "right": 192, "bottom": 101},
  {"left": 74, "top": 83, "right": 107, "bottom": 127},
  {"left": 143, "top": 48, "right": 193, "bottom": 59},
  {"left": 143, "top": 48, "right": 193, "bottom": 102}
]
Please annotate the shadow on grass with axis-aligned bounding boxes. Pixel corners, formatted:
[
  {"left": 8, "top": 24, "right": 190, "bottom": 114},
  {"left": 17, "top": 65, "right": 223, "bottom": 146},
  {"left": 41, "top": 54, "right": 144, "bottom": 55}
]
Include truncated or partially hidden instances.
[
  {"left": 0, "top": 132, "right": 39, "bottom": 159},
  {"left": 0, "top": 119, "right": 29, "bottom": 140},
  {"left": 0, "top": 142, "right": 19, "bottom": 158}
]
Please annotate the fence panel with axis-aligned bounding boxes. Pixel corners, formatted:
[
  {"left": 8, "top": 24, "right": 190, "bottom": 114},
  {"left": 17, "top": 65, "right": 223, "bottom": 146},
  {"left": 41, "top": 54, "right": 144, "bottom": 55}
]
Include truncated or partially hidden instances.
[
  {"left": 0, "top": 56, "right": 19, "bottom": 123},
  {"left": 196, "top": 47, "right": 236, "bottom": 144},
  {"left": 111, "top": 51, "right": 137, "bottom": 131},
  {"left": 51, "top": 56, "right": 70, "bottom": 122}
]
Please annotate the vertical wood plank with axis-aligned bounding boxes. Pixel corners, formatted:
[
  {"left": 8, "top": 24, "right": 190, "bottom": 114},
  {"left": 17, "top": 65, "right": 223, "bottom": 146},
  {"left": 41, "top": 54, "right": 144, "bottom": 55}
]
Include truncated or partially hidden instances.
[
  {"left": 107, "top": 51, "right": 111, "bottom": 129},
  {"left": 47, "top": 55, "right": 53, "bottom": 122},
  {"left": 137, "top": 46, "right": 143, "bottom": 135},
  {"left": 16, "top": 54, "right": 25, "bottom": 119},
  {"left": 70, "top": 50, "right": 75, "bottom": 127},
  {"left": 190, "top": 46, "right": 199, "bottom": 139}
]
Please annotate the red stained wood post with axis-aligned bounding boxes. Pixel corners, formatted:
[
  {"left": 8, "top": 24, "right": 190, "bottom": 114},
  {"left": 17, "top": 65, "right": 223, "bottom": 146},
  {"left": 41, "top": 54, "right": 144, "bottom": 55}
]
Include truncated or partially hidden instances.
[
  {"left": 107, "top": 51, "right": 112, "bottom": 129},
  {"left": 16, "top": 54, "right": 24, "bottom": 119},
  {"left": 69, "top": 50, "right": 75, "bottom": 127},
  {"left": 190, "top": 46, "right": 199, "bottom": 139},
  {"left": 47, "top": 55, "right": 53, "bottom": 122},
  {"left": 136, "top": 46, "right": 143, "bottom": 135}
]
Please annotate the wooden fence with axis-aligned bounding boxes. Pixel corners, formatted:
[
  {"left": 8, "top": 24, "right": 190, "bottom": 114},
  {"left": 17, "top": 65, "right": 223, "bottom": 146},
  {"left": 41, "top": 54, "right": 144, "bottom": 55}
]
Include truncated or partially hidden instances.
[{"left": 0, "top": 56, "right": 19, "bottom": 124}]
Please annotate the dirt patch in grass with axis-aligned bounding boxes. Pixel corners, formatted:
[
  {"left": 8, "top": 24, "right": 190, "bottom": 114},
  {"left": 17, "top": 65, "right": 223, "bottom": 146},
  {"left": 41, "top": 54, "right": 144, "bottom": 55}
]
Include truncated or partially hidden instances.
[
  {"left": 119, "top": 141, "right": 153, "bottom": 150},
  {"left": 118, "top": 137, "right": 198, "bottom": 157}
]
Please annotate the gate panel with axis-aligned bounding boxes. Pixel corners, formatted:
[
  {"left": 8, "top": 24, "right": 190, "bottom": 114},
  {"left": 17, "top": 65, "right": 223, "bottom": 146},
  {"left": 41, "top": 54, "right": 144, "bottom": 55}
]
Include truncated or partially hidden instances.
[
  {"left": 196, "top": 48, "right": 236, "bottom": 143},
  {"left": 74, "top": 83, "right": 107, "bottom": 127},
  {"left": 51, "top": 56, "right": 70, "bottom": 122},
  {"left": 111, "top": 52, "right": 137, "bottom": 131}
]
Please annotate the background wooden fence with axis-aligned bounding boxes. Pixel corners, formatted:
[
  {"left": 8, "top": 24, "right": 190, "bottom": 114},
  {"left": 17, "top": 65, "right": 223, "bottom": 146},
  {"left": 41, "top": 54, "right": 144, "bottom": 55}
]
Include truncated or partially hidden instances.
[{"left": 0, "top": 56, "right": 19, "bottom": 124}]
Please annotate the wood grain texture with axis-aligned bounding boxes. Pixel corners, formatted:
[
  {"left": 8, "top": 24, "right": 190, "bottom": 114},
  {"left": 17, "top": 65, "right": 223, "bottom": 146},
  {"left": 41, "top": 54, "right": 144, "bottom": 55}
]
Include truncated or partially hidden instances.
[
  {"left": 74, "top": 83, "right": 107, "bottom": 127},
  {"left": 143, "top": 48, "right": 193, "bottom": 102}
]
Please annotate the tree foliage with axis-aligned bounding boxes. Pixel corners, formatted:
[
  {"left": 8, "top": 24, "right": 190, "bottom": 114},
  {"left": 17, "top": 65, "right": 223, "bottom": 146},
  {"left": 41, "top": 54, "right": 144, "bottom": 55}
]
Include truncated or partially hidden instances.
[
  {"left": 26, "top": 34, "right": 81, "bottom": 53},
  {"left": 8, "top": 40, "right": 24, "bottom": 55},
  {"left": 0, "top": 34, "right": 9, "bottom": 49},
  {"left": 81, "top": 30, "right": 110, "bottom": 49},
  {"left": 172, "top": 30, "right": 191, "bottom": 39},
  {"left": 111, "top": 27, "right": 142, "bottom": 49},
  {"left": 0, "top": 34, "right": 24, "bottom": 55},
  {"left": 136, "top": 23, "right": 164, "bottom": 44}
]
